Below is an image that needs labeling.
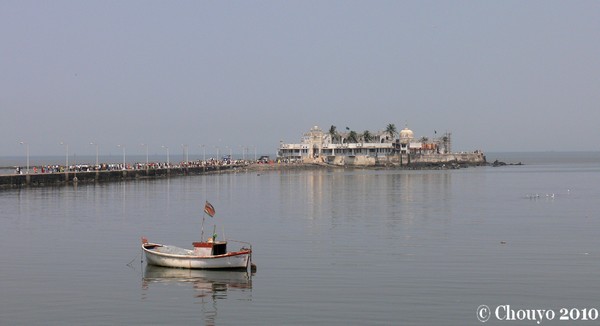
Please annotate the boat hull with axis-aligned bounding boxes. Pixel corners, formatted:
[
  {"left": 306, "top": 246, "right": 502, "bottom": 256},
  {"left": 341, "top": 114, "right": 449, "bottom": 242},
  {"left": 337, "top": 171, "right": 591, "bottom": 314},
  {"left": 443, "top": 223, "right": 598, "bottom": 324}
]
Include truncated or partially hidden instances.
[{"left": 142, "top": 243, "right": 251, "bottom": 269}]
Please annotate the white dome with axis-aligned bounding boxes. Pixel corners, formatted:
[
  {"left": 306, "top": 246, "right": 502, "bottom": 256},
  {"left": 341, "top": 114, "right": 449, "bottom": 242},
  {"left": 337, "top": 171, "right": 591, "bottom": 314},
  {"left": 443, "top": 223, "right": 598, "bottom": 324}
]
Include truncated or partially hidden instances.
[{"left": 399, "top": 127, "right": 414, "bottom": 139}]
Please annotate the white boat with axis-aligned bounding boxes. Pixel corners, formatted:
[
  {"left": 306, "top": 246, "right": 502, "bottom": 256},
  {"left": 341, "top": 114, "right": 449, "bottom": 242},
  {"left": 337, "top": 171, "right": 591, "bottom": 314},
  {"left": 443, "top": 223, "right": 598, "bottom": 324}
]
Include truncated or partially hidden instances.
[
  {"left": 142, "top": 201, "right": 253, "bottom": 270},
  {"left": 142, "top": 237, "right": 252, "bottom": 270}
]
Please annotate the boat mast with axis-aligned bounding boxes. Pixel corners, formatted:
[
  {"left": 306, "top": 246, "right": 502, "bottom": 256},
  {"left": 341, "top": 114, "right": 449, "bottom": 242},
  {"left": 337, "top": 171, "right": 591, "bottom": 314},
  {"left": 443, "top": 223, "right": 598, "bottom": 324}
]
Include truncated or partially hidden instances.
[{"left": 201, "top": 214, "right": 206, "bottom": 241}]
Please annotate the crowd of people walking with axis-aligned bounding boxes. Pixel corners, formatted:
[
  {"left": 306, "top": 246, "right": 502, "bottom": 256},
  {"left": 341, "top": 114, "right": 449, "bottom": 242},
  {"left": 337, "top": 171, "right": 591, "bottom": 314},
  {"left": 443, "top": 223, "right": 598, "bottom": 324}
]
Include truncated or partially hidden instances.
[{"left": 13, "top": 157, "right": 275, "bottom": 175}]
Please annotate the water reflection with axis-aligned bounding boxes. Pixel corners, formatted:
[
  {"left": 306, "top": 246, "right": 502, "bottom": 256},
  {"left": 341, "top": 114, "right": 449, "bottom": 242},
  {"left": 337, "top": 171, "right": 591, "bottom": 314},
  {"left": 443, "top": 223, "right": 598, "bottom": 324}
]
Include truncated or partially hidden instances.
[
  {"left": 142, "top": 265, "right": 252, "bottom": 325},
  {"left": 278, "top": 169, "right": 454, "bottom": 226},
  {"left": 142, "top": 264, "right": 253, "bottom": 297}
]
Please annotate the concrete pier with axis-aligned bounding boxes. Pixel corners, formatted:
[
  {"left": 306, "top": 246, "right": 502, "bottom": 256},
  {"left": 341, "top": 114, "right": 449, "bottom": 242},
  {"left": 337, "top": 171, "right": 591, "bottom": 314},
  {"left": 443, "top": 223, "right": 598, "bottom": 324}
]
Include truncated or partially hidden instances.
[
  {"left": 0, "top": 165, "right": 240, "bottom": 188},
  {"left": 0, "top": 156, "right": 489, "bottom": 189}
]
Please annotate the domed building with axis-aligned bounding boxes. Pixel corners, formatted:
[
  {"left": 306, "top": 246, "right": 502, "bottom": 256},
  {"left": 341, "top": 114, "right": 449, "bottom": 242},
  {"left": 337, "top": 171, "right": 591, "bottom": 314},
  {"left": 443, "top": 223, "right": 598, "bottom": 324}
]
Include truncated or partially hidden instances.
[
  {"left": 398, "top": 127, "right": 414, "bottom": 154},
  {"left": 278, "top": 124, "right": 484, "bottom": 166},
  {"left": 399, "top": 127, "right": 414, "bottom": 144}
]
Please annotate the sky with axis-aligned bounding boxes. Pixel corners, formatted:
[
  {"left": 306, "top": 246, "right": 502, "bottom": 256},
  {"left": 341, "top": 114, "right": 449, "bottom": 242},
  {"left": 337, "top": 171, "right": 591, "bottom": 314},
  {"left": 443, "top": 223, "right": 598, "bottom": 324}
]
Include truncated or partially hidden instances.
[{"left": 2, "top": 0, "right": 599, "bottom": 158}]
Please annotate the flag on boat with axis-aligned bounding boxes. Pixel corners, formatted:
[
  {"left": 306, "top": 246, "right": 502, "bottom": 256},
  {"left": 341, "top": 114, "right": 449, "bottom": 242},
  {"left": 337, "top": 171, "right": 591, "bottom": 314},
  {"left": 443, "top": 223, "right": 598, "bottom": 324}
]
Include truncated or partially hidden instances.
[{"left": 204, "top": 201, "right": 216, "bottom": 217}]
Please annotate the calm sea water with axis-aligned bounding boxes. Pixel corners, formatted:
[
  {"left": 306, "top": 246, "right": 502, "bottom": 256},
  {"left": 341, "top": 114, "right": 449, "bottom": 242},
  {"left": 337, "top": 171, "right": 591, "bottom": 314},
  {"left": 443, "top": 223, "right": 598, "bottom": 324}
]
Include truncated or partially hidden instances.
[{"left": 1, "top": 152, "right": 599, "bottom": 325}]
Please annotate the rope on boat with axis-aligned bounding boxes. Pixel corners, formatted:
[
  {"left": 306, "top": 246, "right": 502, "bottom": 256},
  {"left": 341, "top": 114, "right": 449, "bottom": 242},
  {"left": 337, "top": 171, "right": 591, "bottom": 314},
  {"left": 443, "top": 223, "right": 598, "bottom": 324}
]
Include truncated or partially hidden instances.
[{"left": 126, "top": 249, "right": 143, "bottom": 267}]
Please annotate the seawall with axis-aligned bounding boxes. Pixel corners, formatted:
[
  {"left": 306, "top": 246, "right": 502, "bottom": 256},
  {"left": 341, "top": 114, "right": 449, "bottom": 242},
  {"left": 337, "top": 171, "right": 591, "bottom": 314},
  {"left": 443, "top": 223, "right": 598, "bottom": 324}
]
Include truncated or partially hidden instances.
[
  {"left": 317, "top": 152, "right": 486, "bottom": 167},
  {"left": 0, "top": 165, "right": 242, "bottom": 188}
]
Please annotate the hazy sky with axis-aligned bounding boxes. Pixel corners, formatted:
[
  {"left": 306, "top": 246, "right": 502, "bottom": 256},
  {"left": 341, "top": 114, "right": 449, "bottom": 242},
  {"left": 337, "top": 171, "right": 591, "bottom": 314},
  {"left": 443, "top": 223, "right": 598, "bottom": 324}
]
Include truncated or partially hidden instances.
[{"left": 2, "top": 1, "right": 599, "bottom": 157}]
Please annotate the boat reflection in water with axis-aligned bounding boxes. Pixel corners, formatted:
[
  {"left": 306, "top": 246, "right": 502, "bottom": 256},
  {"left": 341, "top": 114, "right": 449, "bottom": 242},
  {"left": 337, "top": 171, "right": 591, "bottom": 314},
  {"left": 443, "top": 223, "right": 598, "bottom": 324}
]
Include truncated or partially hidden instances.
[{"left": 142, "top": 264, "right": 253, "bottom": 324}]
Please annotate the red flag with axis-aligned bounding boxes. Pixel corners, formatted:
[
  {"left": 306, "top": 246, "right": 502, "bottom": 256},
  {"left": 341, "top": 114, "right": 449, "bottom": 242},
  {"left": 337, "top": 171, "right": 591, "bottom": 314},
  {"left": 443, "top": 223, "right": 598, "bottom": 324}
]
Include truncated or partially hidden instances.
[{"left": 204, "top": 201, "right": 215, "bottom": 217}]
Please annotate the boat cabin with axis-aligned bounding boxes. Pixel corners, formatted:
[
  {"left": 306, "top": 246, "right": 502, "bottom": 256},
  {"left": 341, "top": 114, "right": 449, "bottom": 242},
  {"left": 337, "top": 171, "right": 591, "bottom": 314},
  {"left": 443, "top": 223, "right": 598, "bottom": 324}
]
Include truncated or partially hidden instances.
[{"left": 192, "top": 240, "right": 228, "bottom": 256}]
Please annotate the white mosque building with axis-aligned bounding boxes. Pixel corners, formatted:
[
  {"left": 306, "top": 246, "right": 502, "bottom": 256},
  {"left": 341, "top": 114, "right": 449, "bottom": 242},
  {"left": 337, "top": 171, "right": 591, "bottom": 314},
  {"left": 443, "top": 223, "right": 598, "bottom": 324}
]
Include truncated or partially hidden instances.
[{"left": 278, "top": 125, "right": 483, "bottom": 166}]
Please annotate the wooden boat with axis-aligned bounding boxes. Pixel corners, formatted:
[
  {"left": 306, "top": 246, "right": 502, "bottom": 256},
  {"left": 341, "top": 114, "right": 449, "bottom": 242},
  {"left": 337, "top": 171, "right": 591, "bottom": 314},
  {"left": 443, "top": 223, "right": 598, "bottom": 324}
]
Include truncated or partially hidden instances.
[
  {"left": 142, "top": 237, "right": 252, "bottom": 270},
  {"left": 141, "top": 201, "right": 253, "bottom": 270}
]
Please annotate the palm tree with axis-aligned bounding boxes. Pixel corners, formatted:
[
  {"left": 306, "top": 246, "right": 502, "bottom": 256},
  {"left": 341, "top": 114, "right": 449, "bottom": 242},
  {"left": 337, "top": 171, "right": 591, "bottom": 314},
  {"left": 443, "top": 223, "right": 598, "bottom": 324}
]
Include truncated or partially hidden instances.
[
  {"left": 385, "top": 123, "right": 397, "bottom": 141},
  {"left": 347, "top": 131, "right": 359, "bottom": 143},
  {"left": 362, "top": 130, "right": 372, "bottom": 143},
  {"left": 329, "top": 125, "right": 338, "bottom": 143}
]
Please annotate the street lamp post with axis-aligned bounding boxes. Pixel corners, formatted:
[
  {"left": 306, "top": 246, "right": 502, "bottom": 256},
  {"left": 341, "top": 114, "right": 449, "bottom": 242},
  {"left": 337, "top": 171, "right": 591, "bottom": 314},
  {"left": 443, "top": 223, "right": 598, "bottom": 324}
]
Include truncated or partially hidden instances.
[
  {"left": 60, "top": 142, "right": 69, "bottom": 172},
  {"left": 200, "top": 144, "right": 206, "bottom": 162},
  {"left": 117, "top": 144, "right": 126, "bottom": 169},
  {"left": 141, "top": 143, "right": 149, "bottom": 167},
  {"left": 19, "top": 141, "right": 29, "bottom": 174},
  {"left": 182, "top": 144, "right": 189, "bottom": 165},
  {"left": 162, "top": 145, "right": 170, "bottom": 168},
  {"left": 240, "top": 145, "right": 245, "bottom": 160},
  {"left": 90, "top": 142, "right": 99, "bottom": 168}
]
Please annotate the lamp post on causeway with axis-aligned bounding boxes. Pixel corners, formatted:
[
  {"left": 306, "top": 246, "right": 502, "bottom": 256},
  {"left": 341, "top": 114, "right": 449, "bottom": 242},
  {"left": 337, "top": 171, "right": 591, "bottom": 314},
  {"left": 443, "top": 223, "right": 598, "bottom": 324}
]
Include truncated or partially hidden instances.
[
  {"left": 161, "top": 146, "right": 170, "bottom": 168},
  {"left": 90, "top": 142, "right": 99, "bottom": 168},
  {"left": 181, "top": 144, "right": 189, "bottom": 166},
  {"left": 141, "top": 143, "right": 149, "bottom": 166},
  {"left": 117, "top": 144, "right": 126, "bottom": 170},
  {"left": 60, "top": 142, "right": 69, "bottom": 172},
  {"left": 240, "top": 145, "right": 245, "bottom": 161},
  {"left": 200, "top": 144, "right": 206, "bottom": 162},
  {"left": 19, "top": 141, "right": 29, "bottom": 174}
]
